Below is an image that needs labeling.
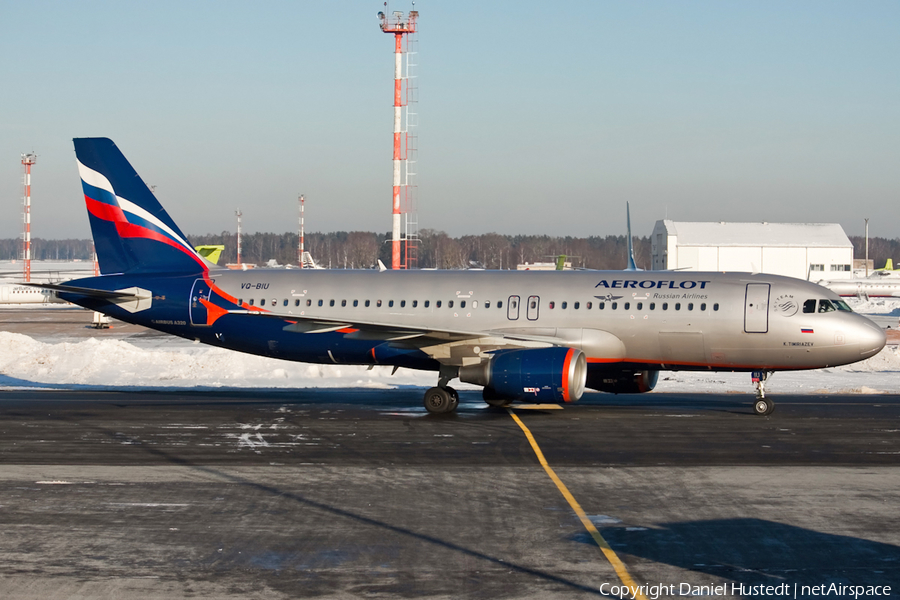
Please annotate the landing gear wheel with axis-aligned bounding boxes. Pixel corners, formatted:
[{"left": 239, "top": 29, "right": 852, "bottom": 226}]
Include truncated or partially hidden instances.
[
  {"left": 445, "top": 386, "right": 459, "bottom": 411},
  {"left": 753, "top": 398, "right": 775, "bottom": 416},
  {"left": 424, "top": 387, "right": 456, "bottom": 414}
]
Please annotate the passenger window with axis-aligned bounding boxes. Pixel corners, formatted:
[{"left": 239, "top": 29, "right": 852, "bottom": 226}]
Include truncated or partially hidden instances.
[
  {"left": 295, "top": 299, "right": 300, "bottom": 307},
  {"left": 412, "top": 300, "right": 417, "bottom": 307},
  {"left": 549, "top": 301, "right": 555, "bottom": 309},
  {"left": 283, "top": 299, "right": 288, "bottom": 307},
  {"left": 461, "top": 301, "right": 466, "bottom": 308},
  {"left": 238, "top": 298, "right": 243, "bottom": 305},
  {"left": 485, "top": 301, "right": 490, "bottom": 308},
  {"left": 818, "top": 299, "right": 836, "bottom": 313},
  {"left": 530, "top": 300, "right": 537, "bottom": 309},
  {"left": 803, "top": 299, "right": 816, "bottom": 313},
  {"left": 341, "top": 300, "right": 347, "bottom": 307},
  {"left": 425, "top": 300, "right": 430, "bottom": 308},
  {"left": 599, "top": 302, "right": 605, "bottom": 310},
  {"left": 587, "top": 302, "right": 592, "bottom": 309},
  {"left": 365, "top": 300, "right": 370, "bottom": 307},
  {"left": 637, "top": 302, "right": 642, "bottom": 310},
  {"left": 329, "top": 300, "right": 335, "bottom": 307},
  {"left": 713, "top": 303, "right": 719, "bottom": 311},
  {"left": 272, "top": 299, "right": 277, "bottom": 306},
  {"left": 624, "top": 302, "right": 630, "bottom": 310},
  {"left": 249, "top": 299, "right": 254, "bottom": 306},
  {"left": 353, "top": 300, "right": 358, "bottom": 307},
  {"left": 574, "top": 302, "right": 580, "bottom": 309},
  {"left": 437, "top": 300, "right": 442, "bottom": 308},
  {"left": 448, "top": 300, "right": 454, "bottom": 308},
  {"left": 389, "top": 300, "right": 394, "bottom": 307},
  {"left": 662, "top": 303, "right": 668, "bottom": 310},
  {"left": 377, "top": 300, "right": 382, "bottom": 307},
  {"left": 497, "top": 301, "right": 503, "bottom": 309},
  {"left": 306, "top": 299, "right": 312, "bottom": 307},
  {"left": 688, "top": 303, "right": 693, "bottom": 311},
  {"left": 611, "top": 302, "right": 618, "bottom": 310},
  {"left": 400, "top": 300, "right": 406, "bottom": 308},
  {"left": 700, "top": 303, "right": 706, "bottom": 311},
  {"left": 318, "top": 299, "right": 323, "bottom": 307},
  {"left": 562, "top": 302, "right": 568, "bottom": 309},
  {"left": 649, "top": 302, "right": 655, "bottom": 310},
  {"left": 675, "top": 303, "right": 681, "bottom": 311},
  {"left": 261, "top": 299, "right": 267, "bottom": 307}
]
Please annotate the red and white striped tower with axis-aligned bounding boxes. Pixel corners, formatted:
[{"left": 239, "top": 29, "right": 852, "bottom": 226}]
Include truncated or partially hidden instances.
[
  {"left": 298, "top": 194, "right": 305, "bottom": 268},
  {"left": 379, "top": 8, "right": 418, "bottom": 269},
  {"left": 21, "top": 153, "right": 37, "bottom": 282},
  {"left": 235, "top": 209, "right": 243, "bottom": 266}
]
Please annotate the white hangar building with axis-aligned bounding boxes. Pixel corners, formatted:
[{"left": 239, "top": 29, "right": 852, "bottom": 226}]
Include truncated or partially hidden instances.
[{"left": 650, "top": 221, "right": 854, "bottom": 280}]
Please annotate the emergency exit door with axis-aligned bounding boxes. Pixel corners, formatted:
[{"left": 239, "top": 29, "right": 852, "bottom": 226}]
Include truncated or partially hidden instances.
[{"left": 744, "top": 283, "right": 770, "bottom": 333}]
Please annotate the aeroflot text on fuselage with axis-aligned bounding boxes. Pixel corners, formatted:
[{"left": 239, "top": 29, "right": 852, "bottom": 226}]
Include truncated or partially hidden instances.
[{"left": 595, "top": 279, "right": 711, "bottom": 290}]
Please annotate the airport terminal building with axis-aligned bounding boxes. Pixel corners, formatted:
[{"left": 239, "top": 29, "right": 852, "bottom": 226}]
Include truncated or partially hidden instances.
[{"left": 650, "top": 221, "right": 854, "bottom": 280}]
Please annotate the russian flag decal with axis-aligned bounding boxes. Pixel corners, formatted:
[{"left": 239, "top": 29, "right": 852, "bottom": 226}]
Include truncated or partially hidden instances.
[{"left": 801, "top": 328, "right": 814, "bottom": 334}]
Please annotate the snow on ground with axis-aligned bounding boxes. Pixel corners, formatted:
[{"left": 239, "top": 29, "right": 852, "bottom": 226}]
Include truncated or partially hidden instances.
[{"left": 1, "top": 329, "right": 899, "bottom": 396}]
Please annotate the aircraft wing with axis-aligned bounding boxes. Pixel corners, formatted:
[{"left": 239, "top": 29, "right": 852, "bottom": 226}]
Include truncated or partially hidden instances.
[{"left": 233, "top": 309, "right": 557, "bottom": 363}]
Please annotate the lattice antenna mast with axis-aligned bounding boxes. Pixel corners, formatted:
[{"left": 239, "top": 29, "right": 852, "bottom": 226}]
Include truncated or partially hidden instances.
[
  {"left": 298, "top": 194, "right": 305, "bottom": 268},
  {"left": 21, "top": 153, "right": 37, "bottom": 282},
  {"left": 379, "top": 6, "right": 418, "bottom": 269},
  {"left": 235, "top": 209, "right": 243, "bottom": 266}
]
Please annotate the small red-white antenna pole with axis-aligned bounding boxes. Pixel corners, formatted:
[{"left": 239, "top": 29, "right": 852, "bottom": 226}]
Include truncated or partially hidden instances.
[
  {"left": 92, "top": 241, "right": 99, "bottom": 277},
  {"left": 298, "top": 194, "right": 305, "bottom": 268},
  {"left": 379, "top": 6, "right": 418, "bottom": 270},
  {"left": 21, "top": 153, "right": 37, "bottom": 283},
  {"left": 235, "top": 209, "right": 243, "bottom": 266}
]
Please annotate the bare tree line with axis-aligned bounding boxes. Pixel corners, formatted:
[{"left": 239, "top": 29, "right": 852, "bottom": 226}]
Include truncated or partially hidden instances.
[{"left": 2, "top": 234, "right": 896, "bottom": 272}]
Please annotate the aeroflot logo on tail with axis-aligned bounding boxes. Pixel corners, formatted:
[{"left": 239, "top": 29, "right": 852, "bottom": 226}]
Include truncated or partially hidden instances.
[{"left": 595, "top": 279, "right": 711, "bottom": 290}]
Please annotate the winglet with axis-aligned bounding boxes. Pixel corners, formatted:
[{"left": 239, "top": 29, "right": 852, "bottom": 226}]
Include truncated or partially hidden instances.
[{"left": 377, "top": 260, "right": 387, "bottom": 272}]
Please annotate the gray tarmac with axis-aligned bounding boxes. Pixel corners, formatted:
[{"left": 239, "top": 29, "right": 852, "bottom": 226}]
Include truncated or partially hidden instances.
[{"left": 0, "top": 308, "right": 898, "bottom": 599}]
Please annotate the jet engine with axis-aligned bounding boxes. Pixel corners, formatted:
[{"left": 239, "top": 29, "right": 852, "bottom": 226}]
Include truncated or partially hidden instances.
[
  {"left": 459, "top": 347, "right": 587, "bottom": 403},
  {"left": 586, "top": 369, "right": 659, "bottom": 394}
]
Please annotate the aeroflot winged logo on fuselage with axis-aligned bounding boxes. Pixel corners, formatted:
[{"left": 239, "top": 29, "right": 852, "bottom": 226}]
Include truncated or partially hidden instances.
[{"left": 595, "top": 279, "right": 711, "bottom": 290}]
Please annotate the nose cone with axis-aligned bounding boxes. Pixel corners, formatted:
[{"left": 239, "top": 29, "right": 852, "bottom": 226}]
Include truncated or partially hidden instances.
[{"left": 858, "top": 320, "right": 887, "bottom": 359}]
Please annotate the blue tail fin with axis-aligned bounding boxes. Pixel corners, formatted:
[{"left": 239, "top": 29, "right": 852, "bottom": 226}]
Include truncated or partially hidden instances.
[
  {"left": 625, "top": 202, "right": 641, "bottom": 271},
  {"left": 74, "top": 137, "right": 206, "bottom": 275}
]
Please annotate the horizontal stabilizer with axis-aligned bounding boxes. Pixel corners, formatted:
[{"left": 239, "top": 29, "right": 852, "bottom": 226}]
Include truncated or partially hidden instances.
[{"left": 23, "top": 282, "right": 141, "bottom": 299}]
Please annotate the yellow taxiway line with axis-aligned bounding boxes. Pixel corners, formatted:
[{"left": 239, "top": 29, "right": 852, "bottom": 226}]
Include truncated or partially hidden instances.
[{"left": 508, "top": 409, "right": 647, "bottom": 600}]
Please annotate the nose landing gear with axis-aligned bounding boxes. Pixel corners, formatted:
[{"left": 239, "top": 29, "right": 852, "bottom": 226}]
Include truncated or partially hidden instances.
[{"left": 752, "top": 371, "right": 775, "bottom": 416}]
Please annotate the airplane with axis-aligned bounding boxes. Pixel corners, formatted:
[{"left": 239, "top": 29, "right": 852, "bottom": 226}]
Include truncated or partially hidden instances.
[
  {"left": 818, "top": 260, "right": 900, "bottom": 299},
  {"left": 30, "top": 138, "right": 886, "bottom": 417},
  {"left": 0, "top": 282, "right": 64, "bottom": 305}
]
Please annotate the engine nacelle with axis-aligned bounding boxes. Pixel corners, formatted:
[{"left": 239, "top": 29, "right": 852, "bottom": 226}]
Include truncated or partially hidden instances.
[
  {"left": 459, "top": 347, "right": 587, "bottom": 403},
  {"left": 586, "top": 369, "right": 659, "bottom": 394}
]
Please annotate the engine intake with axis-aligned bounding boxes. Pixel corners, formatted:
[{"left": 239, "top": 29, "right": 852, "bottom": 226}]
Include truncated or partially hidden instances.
[{"left": 459, "top": 347, "right": 587, "bottom": 403}]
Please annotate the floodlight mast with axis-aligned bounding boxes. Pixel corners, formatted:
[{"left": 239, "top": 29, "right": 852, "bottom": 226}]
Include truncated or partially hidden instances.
[
  {"left": 21, "top": 153, "right": 37, "bottom": 282},
  {"left": 379, "top": 7, "right": 418, "bottom": 269}
]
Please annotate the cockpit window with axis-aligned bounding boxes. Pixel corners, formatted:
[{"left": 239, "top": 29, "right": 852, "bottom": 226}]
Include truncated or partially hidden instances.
[
  {"left": 802, "top": 299, "right": 816, "bottom": 313},
  {"left": 834, "top": 300, "right": 853, "bottom": 312},
  {"left": 818, "top": 299, "right": 836, "bottom": 313}
]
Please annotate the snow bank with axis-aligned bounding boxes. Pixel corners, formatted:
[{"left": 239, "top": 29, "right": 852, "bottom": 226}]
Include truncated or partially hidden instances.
[
  {"left": 1, "top": 330, "right": 898, "bottom": 394},
  {"left": 0, "top": 332, "right": 436, "bottom": 390}
]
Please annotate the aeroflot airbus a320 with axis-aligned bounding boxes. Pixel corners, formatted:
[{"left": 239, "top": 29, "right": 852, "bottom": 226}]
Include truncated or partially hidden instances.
[{"left": 33, "top": 138, "right": 886, "bottom": 416}]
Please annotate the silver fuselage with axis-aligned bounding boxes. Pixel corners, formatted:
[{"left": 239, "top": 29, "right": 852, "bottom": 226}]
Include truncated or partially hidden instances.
[{"left": 203, "top": 268, "right": 884, "bottom": 372}]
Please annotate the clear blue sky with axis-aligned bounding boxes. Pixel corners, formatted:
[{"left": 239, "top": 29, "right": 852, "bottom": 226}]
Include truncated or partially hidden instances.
[{"left": 1, "top": 1, "right": 898, "bottom": 240}]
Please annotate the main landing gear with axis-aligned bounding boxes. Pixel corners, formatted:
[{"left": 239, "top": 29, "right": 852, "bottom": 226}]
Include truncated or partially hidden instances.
[
  {"left": 752, "top": 371, "right": 775, "bottom": 416},
  {"left": 423, "top": 386, "right": 459, "bottom": 414}
]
